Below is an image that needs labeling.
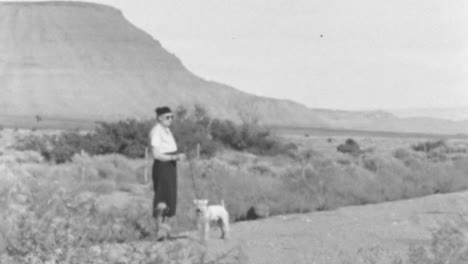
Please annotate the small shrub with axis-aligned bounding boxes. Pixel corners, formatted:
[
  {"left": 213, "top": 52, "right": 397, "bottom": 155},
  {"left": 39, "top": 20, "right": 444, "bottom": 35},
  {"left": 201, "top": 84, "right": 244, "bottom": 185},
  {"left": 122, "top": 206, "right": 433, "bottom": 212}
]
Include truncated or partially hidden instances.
[
  {"left": 411, "top": 139, "right": 446, "bottom": 153},
  {"left": 393, "top": 148, "right": 425, "bottom": 168},
  {"left": 93, "top": 119, "right": 153, "bottom": 158},
  {"left": 393, "top": 148, "right": 411, "bottom": 161},
  {"left": 172, "top": 117, "right": 219, "bottom": 158},
  {"left": 210, "top": 119, "right": 295, "bottom": 156},
  {"left": 407, "top": 220, "right": 468, "bottom": 264},
  {"left": 337, "top": 138, "right": 361, "bottom": 155},
  {"left": 362, "top": 156, "right": 379, "bottom": 172}
]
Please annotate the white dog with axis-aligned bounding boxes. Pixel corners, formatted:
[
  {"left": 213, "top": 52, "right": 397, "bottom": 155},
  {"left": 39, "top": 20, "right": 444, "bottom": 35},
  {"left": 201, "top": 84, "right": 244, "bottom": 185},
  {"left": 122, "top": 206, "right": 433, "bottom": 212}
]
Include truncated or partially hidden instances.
[{"left": 193, "top": 199, "right": 230, "bottom": 242}]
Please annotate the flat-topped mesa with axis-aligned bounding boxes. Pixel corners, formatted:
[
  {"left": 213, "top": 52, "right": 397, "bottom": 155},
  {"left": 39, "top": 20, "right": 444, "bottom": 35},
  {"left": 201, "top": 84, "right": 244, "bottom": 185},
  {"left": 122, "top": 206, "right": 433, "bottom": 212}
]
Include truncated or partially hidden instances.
[
  {"left": 0, "top": 2, "right": 209, "bottom": 119},
  {"left": 0, "top": 2, "right": 466, "bottom": 134},
  {"left": 0, "top": 1, "right": 169, "bottom": 70},
  {"left": 0, "top": 1, "right": 325, "bottom": 126},
  {"left": 0, "top": 1, "right": 117, "bottom": 9}
]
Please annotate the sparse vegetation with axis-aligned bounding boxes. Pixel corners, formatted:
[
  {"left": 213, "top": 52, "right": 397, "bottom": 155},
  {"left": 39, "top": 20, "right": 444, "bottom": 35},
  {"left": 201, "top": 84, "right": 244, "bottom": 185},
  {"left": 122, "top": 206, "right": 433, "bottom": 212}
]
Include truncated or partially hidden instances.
[
  {"left": 2, "top": 108, "right": 468, "bottom": 263},
  {"left": 411, "top": 139, "right": 446, "bottom": 153},
  {"left": 210, "top": 119, "right": 296, "bottom": 156},
  {"left": 0, "top": 153, "right": 248, "bottom": 263},
  {"left": 340, "top": 218, "right": 468, "bottom": 264},
  {"left": 14, "top": 105, "right": 291, "bottom": 163}
]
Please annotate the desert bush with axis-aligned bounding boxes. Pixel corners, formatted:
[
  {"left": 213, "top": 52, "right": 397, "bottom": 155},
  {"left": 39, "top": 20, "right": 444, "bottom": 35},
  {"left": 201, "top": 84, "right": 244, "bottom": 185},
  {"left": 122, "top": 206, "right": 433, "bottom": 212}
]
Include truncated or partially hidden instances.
[
  {"left": 393, "top": 148, "right": 425, "bottom": 169},
  {"left": 341, "top": 219, "right": 468, "bottom": 264},
  {"left": 2, "top": 208, "right": 246, "bottom": 264},
  {"left": 406, "top": 220, "right": 468, "bottom": 264},
  {"left": 92, "top": 119, "right": 153, "bottom": 158},
  {"left": 337, "top": 138, "right": 361, "bottom": 155},
  {"left": 362, "top": 155, "right": 379, "bottom": 172},
  {"left": 15, "top": 132, "right": 101, "bottom": 164},
  {"left": 210, "top": 119, "right": 296, "bottom": 156},
  {"left": 14, "top": 104, "right": 294, "bottom": 163},
  {"left": 14, "top": 106, "right": 225, "bottom": 163},
  {"left": 411, "top": 139, "right": 446, "bottom": 153},
  {"left": 171, "top": 116, "right": 219, "bottom": 158}
]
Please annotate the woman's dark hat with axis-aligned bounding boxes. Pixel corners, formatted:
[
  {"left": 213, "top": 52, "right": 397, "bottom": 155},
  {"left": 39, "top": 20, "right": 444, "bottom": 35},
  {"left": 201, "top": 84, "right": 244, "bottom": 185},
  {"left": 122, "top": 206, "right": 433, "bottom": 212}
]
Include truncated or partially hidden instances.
[{"left": 155, "top": 106, "right": 172, "bottom": 116}]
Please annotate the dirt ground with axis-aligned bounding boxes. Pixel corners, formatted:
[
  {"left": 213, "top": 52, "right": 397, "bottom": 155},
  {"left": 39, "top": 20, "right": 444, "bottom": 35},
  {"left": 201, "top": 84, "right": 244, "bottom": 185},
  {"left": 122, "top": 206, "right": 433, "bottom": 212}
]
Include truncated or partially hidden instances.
[{"left": 193, "top": 191, "right": 468, "bottom": 264}]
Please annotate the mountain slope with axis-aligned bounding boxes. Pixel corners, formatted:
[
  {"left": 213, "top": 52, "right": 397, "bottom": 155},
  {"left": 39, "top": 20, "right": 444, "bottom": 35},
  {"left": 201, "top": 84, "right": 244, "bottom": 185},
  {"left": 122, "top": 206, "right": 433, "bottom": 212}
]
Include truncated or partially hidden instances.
[
  {"left": 0, "top": 2, "right": 327, "bottom": 127},
  {"left": 312, "top": 109, "right": 468, "bottom": 135},
  {"left": 390, "top": 107, "right": 468, "bottom": 121},
  {"left": 0, "top": 2, "right": 466, "bottom": 134}
]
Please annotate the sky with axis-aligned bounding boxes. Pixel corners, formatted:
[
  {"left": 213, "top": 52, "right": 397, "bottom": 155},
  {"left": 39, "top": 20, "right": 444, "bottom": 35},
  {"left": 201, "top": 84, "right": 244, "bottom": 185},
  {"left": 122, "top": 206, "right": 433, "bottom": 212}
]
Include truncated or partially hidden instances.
[{"left": 10, "top": 0, "right": 468, "bottom": 111}]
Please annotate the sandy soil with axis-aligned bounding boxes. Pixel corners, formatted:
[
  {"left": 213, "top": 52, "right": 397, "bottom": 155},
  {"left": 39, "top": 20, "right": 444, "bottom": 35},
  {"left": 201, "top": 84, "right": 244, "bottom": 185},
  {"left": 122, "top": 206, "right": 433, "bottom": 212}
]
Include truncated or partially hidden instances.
[{"left": 197, "top": 191, "right": 468, "bottom": 264}]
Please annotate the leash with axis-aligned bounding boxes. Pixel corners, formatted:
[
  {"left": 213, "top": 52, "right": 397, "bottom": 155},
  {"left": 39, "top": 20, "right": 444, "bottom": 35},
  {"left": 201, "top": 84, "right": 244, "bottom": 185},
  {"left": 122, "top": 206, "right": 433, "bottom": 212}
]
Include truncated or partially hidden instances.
[{"left": 186, "top": 147, "right": 201, "bottom": 199}]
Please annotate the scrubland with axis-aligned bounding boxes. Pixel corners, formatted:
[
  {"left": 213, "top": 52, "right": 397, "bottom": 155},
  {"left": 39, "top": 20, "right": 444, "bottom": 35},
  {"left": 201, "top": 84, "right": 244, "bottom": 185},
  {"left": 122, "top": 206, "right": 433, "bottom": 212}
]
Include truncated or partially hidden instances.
[{"left": 1, "top": 111, "right": 468, "bottom": 263}]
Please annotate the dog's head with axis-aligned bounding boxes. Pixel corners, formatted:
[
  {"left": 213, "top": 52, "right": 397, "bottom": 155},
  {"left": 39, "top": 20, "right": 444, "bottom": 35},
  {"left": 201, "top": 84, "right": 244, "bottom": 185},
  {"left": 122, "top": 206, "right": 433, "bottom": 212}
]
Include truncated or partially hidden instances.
[{"left": 193, "top": 199, "right": 209, "bottom": 215}]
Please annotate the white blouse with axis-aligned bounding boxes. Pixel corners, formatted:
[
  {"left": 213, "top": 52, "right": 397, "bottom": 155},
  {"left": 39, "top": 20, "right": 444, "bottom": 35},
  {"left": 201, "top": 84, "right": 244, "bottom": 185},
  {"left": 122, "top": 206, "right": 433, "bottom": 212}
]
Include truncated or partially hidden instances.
[{"left": 150, "top": 123, "right": 178, "bottom": 154}]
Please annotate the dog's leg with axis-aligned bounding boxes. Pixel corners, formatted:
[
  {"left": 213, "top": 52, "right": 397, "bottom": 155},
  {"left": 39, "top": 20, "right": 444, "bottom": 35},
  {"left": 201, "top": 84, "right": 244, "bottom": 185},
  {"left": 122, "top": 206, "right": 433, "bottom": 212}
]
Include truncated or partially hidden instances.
[
  {"left": 197, "top": 220, "right": 205, "bottom": 243},
  {"left": 222, "top": 215, "right": 230, "bottom": 240},
  {"left": 218, "top": 219, "right": 225, "bottom": 239},
  {"left": 203, "top": 220, "right": 210, "bottom": 242}
]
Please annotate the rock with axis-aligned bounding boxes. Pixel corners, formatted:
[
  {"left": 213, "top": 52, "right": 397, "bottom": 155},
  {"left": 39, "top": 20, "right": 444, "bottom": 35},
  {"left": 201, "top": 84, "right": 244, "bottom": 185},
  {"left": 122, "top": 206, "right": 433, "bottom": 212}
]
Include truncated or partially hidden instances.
[
  {"left": 246, "top": 203, "right": 270, "bottom": 220},
  {"left": 0, "top": 232, "right": 7, "bottom": 254},
  {"left": 74, "top": 191, "right": 95, "bottom": 204},
  {"left": 116, "top": 255, "right": 131, "bottom": 264},
  {"left": 89, "top": 245, "right": 102, "bottom": 257},
  {"left": 105, "top": 244, "right": 127, "bottom": 262}
]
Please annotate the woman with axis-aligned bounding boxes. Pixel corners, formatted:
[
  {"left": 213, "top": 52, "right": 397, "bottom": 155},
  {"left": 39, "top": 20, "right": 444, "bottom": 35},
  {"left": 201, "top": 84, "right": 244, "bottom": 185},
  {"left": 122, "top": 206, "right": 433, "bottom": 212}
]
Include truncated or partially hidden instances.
[{"left": 150, "top": 106, "right": 185, "bottom": 238}]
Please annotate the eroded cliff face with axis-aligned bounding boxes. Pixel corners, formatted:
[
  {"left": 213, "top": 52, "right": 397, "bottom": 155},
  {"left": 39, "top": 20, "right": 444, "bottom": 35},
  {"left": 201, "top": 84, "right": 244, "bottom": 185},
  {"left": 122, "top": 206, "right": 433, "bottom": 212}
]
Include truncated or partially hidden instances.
[
  {"left": 0, "top": 2, "right": 185, "bottom": 119},
  {"left": 0, "top": 2, "right": 466, "bottom": 134},
  {"left": 0, "top": 2, "right": 326, "bottom": 127}
]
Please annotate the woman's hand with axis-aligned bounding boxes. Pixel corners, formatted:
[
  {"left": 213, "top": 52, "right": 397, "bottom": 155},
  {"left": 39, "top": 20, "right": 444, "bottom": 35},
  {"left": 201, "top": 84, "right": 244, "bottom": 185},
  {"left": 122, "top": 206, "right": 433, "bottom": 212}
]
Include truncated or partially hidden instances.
[{"left": 176, "top": 153, "right": 186, "bottom": 161}]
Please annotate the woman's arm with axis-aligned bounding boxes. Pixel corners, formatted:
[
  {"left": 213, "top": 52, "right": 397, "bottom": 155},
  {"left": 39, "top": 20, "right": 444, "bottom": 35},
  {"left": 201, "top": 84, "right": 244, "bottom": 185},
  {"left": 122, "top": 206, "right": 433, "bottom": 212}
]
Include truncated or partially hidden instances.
[{"left": 152, "top": 147, "right": 178, "bottom": 161}]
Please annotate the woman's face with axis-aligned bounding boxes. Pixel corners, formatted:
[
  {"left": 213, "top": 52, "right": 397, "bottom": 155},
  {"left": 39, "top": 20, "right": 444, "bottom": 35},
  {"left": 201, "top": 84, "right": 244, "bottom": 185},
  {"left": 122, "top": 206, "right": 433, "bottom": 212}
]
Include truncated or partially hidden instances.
[{"left": 158, "top": 113, "right": 174, "bottom": 127}]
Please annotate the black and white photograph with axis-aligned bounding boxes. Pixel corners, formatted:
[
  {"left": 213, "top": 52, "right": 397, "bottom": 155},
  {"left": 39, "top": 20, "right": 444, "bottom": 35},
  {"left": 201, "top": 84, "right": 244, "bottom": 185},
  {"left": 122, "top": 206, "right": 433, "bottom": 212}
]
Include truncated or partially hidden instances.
[{"left": 0, "top": 0, "right": 467, "bottom": 263}]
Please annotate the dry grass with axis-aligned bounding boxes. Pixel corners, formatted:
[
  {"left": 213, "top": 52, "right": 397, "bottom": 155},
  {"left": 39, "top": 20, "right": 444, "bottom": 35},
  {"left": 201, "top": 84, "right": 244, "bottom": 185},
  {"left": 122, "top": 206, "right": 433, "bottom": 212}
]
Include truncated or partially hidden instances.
[
  {"left": 339, "top": 216, "right": 468, "bottom": 264},
  {"left": 1, "top": 129, "right": 468, "bottom": 262}
]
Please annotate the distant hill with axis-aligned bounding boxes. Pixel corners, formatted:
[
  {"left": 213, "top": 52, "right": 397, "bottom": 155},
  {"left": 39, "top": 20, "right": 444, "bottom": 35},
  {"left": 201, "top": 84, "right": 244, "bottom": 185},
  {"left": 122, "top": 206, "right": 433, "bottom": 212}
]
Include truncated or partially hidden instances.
[
  {"left": 389, "top": 107, "right": 468, "bottom": 121},
  {"left": 0, "top": 2, "right": 466, "bottom": 135},
  {"left": 310, "top": 109, "right": 468, "bottom": 135}
]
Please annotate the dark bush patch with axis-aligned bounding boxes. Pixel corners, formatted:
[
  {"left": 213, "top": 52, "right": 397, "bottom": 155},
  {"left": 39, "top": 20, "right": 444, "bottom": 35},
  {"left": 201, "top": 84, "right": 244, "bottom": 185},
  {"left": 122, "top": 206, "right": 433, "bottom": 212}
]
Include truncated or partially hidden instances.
[
  {"left": 362, "top": 156, "right": 379, "bottom": 172},
  {"left": 337, "top": 138, "right": 361, "bottom": 155},
  {"left": 246, "top": 204, "right": 270, "bottom": 220},
  {"left": 210, "top": 119, "right": 296, "bottom": 156},
  {"left": 411, "top": 139, "right": 446, "bottom": 153},
  {"left": 14, "top": 105, "right": 293, "bottom": 163}
]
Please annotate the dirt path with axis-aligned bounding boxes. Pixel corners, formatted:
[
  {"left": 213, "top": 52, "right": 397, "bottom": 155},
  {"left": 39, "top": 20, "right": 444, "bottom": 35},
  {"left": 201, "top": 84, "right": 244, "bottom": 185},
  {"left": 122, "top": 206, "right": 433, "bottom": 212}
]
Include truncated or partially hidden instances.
[{"left": 197, "top": 191, "right": 468, "bottom": 264}]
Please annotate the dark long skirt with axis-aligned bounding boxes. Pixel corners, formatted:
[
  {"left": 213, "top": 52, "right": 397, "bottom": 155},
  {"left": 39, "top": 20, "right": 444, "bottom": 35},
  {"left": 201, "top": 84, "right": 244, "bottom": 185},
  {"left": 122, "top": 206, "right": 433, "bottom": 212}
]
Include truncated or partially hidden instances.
[{"left": 152, "top": 157, "right": 177, "bottom": 218}]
